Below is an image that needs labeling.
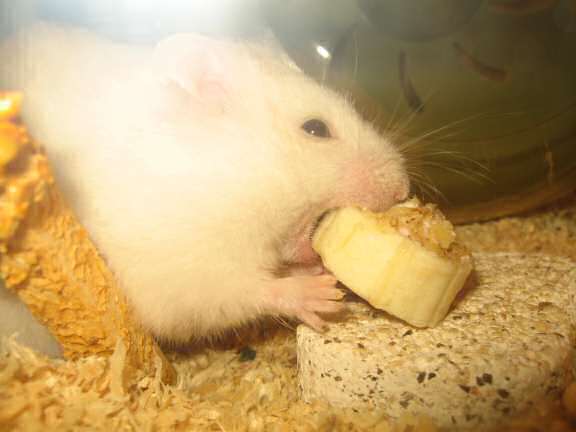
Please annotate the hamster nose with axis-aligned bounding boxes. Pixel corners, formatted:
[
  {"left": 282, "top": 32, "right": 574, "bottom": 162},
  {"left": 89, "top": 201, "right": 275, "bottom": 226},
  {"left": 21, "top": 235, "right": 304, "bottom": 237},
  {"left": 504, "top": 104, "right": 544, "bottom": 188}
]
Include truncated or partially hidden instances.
[
  {"left": 364, "top": 174, "right": 410, "bottom": 210},
  {"left": 394, "top": 177, "right": 411, "bottom": 202},
  {"left": 337, "top": 157, "right": 410, "bottom": 211},
  {"left": 341, "top": 180, "right": 408, "bottom": 213}
]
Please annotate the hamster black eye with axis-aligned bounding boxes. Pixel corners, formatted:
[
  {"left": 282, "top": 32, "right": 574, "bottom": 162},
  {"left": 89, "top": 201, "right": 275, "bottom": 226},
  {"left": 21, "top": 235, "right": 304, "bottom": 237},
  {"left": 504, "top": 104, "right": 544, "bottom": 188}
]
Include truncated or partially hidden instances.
[{"left": 301, "top": 119, "right": 332, "bottom": 138}]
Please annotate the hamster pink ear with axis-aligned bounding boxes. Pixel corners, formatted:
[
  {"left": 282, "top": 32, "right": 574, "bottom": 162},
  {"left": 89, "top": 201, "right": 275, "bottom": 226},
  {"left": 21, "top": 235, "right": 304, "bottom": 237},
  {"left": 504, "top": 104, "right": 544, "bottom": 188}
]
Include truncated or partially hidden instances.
[{"left": 153, "top": 34, "right": 253, "bottom": 112}]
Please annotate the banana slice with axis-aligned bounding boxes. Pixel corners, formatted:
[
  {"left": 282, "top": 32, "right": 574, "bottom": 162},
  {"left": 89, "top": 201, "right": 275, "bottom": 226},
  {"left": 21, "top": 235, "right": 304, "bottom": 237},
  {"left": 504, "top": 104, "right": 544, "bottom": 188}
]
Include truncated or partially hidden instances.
[{"left": 312, "top": 198, "right": 473, "bottom": 327}]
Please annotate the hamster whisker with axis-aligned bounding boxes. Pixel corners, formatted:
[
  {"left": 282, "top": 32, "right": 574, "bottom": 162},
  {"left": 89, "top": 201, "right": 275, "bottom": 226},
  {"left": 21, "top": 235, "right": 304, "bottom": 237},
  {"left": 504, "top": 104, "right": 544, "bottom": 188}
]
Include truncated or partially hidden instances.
[
  {"left": 386, "top": 87, "right": 439, "bottom": 137},
  {"left": 395, "top": 112, "right": 490, "bottom": 154},
  {"left": 273, "top": 315, "right": 295, "bottom": 331},
  {"left": 406, "top": 169, "right": 446, "bottom": 202},
  {"left": 417, "top": 160, "right": 492, "bottom": 185},
  {"left": 406, "top": 146, "right": 492, "bottom": 182},
  {"left": 407, "top": 147, "right": 490, "bottom": 173},
  {"left": 381, "top": 93, "right": 405, "bottom": 136}
]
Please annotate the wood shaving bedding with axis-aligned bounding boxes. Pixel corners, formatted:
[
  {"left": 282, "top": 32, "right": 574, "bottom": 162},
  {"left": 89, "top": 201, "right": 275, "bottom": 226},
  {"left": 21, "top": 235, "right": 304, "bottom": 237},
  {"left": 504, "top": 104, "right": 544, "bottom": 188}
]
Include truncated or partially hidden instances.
[
  {"left": 0, "top": 331, "right": 403, "bottom": 432},
  {"left": 455, "top": 196, "right": 576, "bottom": 261}
]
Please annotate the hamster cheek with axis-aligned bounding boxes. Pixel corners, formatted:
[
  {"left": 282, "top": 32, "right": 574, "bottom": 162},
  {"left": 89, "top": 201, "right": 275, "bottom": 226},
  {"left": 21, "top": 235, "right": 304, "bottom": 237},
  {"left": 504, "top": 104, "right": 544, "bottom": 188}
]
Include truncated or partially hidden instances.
[{"left": 261, "top": 274, "right": 345, "bottom": 331}]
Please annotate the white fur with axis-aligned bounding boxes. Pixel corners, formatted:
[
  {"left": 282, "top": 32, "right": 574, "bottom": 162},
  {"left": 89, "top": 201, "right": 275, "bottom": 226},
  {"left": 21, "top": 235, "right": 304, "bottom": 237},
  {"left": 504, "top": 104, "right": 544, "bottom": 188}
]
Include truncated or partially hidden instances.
[{"left": 0, "top": 23, "right": 409, "bottom": 346}]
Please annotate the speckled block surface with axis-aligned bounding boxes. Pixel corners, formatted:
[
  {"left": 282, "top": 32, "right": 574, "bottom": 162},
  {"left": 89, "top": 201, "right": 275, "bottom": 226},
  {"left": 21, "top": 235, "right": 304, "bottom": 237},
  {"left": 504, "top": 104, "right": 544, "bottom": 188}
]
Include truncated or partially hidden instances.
[{"left": 297, "top": 253, "right": 576, "bottom": 430}]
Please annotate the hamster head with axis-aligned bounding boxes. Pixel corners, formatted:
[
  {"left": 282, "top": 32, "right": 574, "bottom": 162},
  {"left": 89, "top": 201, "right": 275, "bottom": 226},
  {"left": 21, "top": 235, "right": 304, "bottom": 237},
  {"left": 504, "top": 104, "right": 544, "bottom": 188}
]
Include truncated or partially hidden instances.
[
  {"left": 257, "top": 60, "right": 410, "bottom": 265},
  {"left": 152, "top": 34, "right": 410, "bottom": 270}
]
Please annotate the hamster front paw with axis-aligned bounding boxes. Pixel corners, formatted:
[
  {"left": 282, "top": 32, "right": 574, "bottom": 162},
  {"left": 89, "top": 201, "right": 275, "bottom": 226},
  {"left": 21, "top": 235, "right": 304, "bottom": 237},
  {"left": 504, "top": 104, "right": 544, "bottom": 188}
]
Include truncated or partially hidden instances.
[{"left": 263, "top": 274, "right": 345, "bottom": 331}]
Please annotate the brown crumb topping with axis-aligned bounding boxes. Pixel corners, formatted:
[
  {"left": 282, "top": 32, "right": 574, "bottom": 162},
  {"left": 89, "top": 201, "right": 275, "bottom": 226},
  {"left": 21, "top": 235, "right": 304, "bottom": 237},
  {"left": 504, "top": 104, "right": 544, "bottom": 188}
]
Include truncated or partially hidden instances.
[{"left": 372, "top": 197, "right": 471, "bottom": 259}]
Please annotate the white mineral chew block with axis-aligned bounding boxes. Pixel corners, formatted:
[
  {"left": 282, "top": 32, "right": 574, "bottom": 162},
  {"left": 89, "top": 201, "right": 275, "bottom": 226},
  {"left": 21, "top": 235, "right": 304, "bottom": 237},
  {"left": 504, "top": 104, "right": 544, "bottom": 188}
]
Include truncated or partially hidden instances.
[
  {"left": 312, "top": 206, "right": 473, "bottom": 327},
  {"left": 298, "top": 253, "right": 576, "bottom": 429}
]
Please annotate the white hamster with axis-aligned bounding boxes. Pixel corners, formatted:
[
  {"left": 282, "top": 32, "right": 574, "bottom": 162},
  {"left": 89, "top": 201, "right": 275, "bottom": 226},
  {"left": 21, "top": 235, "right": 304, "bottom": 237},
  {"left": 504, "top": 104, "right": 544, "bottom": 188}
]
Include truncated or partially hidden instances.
[{"left": 0, "top": 23, "right": 409, "bottom": 346}]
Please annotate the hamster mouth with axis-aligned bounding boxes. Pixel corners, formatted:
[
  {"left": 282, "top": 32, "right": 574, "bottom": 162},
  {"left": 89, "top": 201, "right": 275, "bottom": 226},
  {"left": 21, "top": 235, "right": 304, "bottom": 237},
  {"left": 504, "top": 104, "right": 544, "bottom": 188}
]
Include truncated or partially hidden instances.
[
  {"left": 287, "top": 209, "right": 335, "bottom": 265},
  {"left": 309, "top": 210, "right": 332, "bottom": 240}
]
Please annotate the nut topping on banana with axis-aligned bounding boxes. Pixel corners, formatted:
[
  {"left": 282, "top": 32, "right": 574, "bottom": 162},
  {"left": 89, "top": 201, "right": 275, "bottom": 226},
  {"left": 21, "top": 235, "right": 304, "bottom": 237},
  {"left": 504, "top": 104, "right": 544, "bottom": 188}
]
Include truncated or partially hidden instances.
[{"left": 312, "top": 198, "right": 473, "bottom": 327}]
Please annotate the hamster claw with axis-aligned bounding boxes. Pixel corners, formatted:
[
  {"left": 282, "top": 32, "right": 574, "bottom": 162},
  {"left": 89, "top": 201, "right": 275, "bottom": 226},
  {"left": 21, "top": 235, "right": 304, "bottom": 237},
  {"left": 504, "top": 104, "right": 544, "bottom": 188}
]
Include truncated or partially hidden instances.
[
  {"left": 297, "top": 310, "right": 329, "bottom": 332},
  {"left": 263, "top": 274, "right": 345, "bottom": 331}
]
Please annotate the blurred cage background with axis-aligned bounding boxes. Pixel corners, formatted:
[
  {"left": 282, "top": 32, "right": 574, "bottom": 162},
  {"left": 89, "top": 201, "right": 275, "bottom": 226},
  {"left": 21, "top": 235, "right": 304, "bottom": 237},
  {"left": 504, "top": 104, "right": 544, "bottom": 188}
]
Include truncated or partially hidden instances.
[{"left": 1, "top": 0, "right": 575, "bottom": 223}]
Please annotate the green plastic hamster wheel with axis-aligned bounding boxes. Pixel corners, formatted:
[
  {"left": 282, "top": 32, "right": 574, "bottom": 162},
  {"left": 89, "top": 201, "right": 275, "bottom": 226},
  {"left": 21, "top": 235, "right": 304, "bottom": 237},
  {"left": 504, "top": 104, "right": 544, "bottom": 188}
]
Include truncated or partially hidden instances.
[{"left": 262, "top": 0, "right": 576, "bottom": 223}]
